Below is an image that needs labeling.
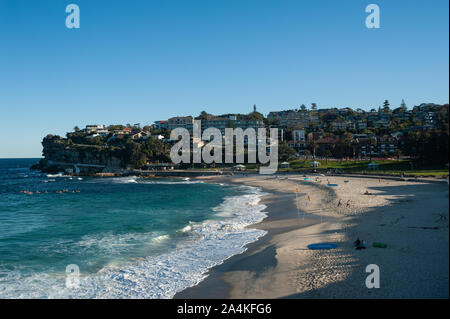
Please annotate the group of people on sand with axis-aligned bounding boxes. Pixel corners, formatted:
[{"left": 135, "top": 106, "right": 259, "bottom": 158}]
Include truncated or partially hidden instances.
[
  {"left": 337, "top": 199, "right": 351, "bottom": 208},
  {"left": 20, "top": 189, "right": 81, "bottom": 195}
]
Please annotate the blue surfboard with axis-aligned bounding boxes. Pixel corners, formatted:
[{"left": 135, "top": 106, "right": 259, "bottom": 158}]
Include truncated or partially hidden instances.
[{"left": 307, "top": 243, "right": 338, "bottom": 250}]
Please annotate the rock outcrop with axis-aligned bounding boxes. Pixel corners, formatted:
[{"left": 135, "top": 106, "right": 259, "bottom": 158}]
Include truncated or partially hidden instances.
[{"left": 36, "top": 135, "right": 125, "bottom": 175}]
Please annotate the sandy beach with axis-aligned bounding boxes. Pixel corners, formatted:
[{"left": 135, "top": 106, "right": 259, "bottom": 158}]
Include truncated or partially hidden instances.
[{"left": 175, "top": 174, "right": 449, "bottom": 299}]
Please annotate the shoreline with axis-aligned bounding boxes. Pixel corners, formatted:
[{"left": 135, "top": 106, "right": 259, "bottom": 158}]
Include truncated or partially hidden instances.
[
  {"left": 175, "top": 174, "right": 449, "bottom": 299},
  {"left": 174, "top": 192, "right": 319, "bottom": 298},
  {"left": 175, "top": 175, "right": 332, "bottom": 298}
]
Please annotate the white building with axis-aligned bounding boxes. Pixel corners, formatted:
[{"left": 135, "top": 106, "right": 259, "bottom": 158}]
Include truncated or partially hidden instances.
[
  {"left": 287, "top": 129, "right": 306, "bottom": 151},
  {"left": 85, "top": 124, "right": 106, "bottom": 133},
  {"left": 292, "top": 129, "right": 305, "bottom": 143}
]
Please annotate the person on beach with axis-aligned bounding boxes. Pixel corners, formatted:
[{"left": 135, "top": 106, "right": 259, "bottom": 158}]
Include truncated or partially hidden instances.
[
  {"left": 337, "top": 199, "right": 342, "bottom": 207},
  {"left": 354, "top": 238, "right": 366, "bottom": 250},
  {"left": 346, "top": 200, "right": 351, "bottom": 207}
]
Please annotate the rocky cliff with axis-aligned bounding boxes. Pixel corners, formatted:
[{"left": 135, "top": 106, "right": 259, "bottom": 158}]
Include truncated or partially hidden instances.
[{"left": 36, "top": 135, "right": 125, "bottom": 174}]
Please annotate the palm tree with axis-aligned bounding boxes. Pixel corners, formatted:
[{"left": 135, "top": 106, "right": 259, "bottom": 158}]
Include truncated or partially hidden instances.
[
  {"left": 395, "top": 149, "right": 402, "bottom": 160},
  {"left": 324, "top": 149, "right": 332, "bottom": 164},
  {"left": 303, "top": 149, "right": 311, "bottom": 159}
]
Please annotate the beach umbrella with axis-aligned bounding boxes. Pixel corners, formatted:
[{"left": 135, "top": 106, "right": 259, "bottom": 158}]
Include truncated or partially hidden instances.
[{"left": 309, "top": 161, "right": 320, "bottom": 168}]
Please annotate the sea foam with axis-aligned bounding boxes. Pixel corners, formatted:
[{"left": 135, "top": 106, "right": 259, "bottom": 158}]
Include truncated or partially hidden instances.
[{"left": 0, "top": 185, "right": 268, "bottom": 299}]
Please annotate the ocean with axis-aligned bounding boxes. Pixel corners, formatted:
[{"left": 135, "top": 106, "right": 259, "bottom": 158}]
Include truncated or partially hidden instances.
[{"left": 0, "top": 158, "right": 267, "bottom": 298}]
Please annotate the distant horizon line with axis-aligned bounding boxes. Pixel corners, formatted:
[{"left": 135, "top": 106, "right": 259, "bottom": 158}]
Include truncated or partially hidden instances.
[{"left": 0, "top": 157, "right": 42, "bottom": 160}]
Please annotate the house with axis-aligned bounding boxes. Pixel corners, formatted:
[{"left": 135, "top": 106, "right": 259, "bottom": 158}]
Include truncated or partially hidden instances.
[
  {"left": 267, "top": 109, "right": 309, "bottom": 128},
  {"left": 353, "top": 136, "right": 376, "bottom": 158},
  {"left": 114, "top": 127, "right": 132, "bottom": 135},
  {"left": 288, "top": 128, "right": 306, "bottom": 150},
  {"left": 85, "top": 124, "right": 106, "bottom": 133},
  {"left": 131, "top": 131, "right": 152, "bottom": 140},
  {"left": 393, "top": 111, "right": 412, "bottom": 121},
  {"left": 167, "top": 116, "right": 195, "bottom": 133},
  {"left": 331, "top": 121, "right": 349, "bottom": 131},
  {"left": 315, "top": 136, "right": 339, "bottom": 154},
  {"left": 201, "top": 116, "right": 264, "bottom": 135},
  {"left": 377, "top": 135, "right": 398, "bottom": 155},
  {"left": 309, "top": 113, "right": 319, "bottom": 126},
  {"left": 154, "top": 134, "right": 165, "bottom": 140},
  {"left": 357, "top": 120, "right": 367, "bottom": 130},
  {"left": 153, "top": 121, "right": 168, "bottom": 130},
  {"left": 374, "top": 119, "right": 390, "bottom": 128},
  {"left": 287, "top": 140, "right": 305, "bottom": 150},
  {"left": 292, "top": 129, "right": 305, "bottom": 142},
  {"left": 367, "top": 113, "right": 379, "bottom": 122},
  {"left": 86, "top": 132, "right": 109, "bottom": 139}
]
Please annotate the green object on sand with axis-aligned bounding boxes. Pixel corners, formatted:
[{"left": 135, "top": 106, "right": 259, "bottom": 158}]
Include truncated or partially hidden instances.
[{"left": 373, "top": 242, "right": 387, "bottom": 248}]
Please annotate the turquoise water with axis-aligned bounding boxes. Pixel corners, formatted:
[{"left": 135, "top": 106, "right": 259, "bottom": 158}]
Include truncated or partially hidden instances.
[{"left": 0, "top": 159, "right": 267, "bottom": 298}]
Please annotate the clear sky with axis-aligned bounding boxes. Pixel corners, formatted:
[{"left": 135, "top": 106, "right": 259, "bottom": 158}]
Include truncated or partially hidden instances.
[{"left": 0, "top": 0, "right": 448, "bottom": 158}]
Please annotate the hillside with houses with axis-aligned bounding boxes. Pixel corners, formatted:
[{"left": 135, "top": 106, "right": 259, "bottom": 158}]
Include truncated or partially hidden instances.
[{"left": 36, "top": 101, "right": 449, "bottom": 175}]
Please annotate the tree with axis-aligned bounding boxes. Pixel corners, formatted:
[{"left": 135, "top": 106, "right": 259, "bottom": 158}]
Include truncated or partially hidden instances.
[
  {"left": 197, "top": 111, "right": 211, "bottom": 120},
  {"left": 124, "top": 140, "right": 142, "bottom": 168},
  {"left": 278, "top": 143, "right": 296, "bottom": 161},
  {"left": 142, "top": 138, "right": 171, "bottom": 163},
  {"left": 394, "top": 149, "right": 402, "bottom": 160},
  {"left": 335, "top": 132, "right": 353, "bottom": 158},
  {"left": 383, "top": 100, "right": 390, "bottom": 112},
  {"left": 108, "top": 125, "right": 125, "bottom": 131},
  {"left": 300, "top": 104, "right": 307, "bottom": 111},
  {"left": 311, "top": 103, "right": 318, "bottom": 111},
  {"left": 73, "top": 126, "right": 80, "bottom": 132},
  {"left": 400, "top": 99, "right": 407, "bottom": 110},
  {"left": 247, "top": 111, "right": 264, "bottom": 121}
]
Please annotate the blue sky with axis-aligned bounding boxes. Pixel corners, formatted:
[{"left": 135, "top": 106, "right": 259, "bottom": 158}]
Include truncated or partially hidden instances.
[{"left": 0, "top": 0, "right": 448, "bottom": 158}]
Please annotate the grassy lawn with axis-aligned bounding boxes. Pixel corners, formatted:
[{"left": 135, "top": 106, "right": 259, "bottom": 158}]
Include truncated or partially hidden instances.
[
  {"left": 181, "top": 160, "right": 449, "bottom": 177},
  {"left": 282, "top": 159, "right": 449, "bottom": 176}
]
